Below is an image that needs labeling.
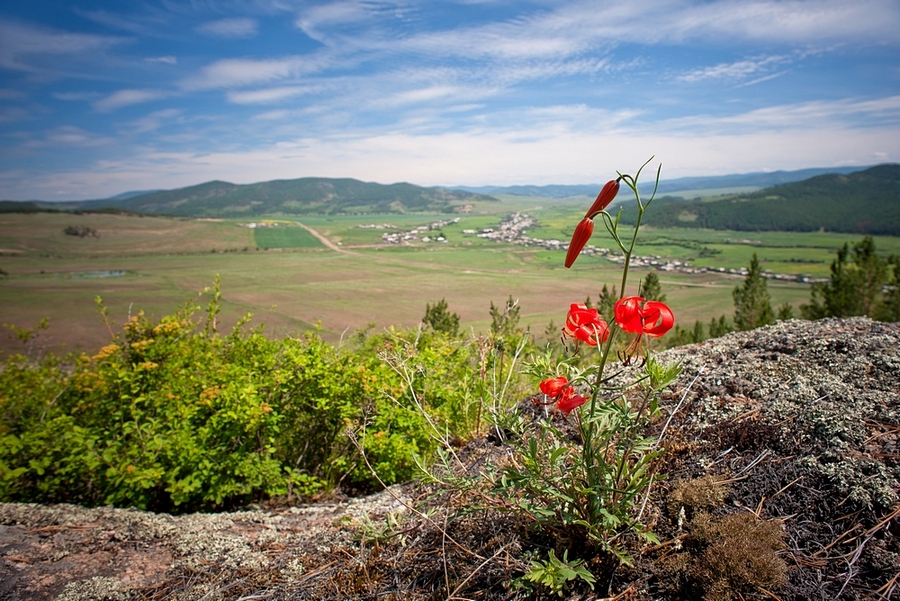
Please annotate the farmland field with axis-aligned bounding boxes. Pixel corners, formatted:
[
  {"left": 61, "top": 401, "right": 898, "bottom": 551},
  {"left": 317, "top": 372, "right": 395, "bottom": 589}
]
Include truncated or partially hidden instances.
[{"left": 1, "top": 203, "right": 897, "bottom": 357}]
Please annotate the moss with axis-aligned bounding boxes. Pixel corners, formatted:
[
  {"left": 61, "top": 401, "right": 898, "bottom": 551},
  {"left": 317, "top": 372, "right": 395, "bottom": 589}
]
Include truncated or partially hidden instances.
[
  {"left": 668, "top": 475, "right": 728, "bottom": 517},
  {"left": 687, "top": 512, "right": 788, "bottom": 601}
]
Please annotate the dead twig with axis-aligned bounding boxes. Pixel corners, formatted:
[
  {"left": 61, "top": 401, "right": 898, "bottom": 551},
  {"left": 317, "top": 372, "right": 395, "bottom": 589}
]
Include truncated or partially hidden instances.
[
  {"left": 447, "top": 541, "right": 515, "bottom": 600},
  {"left": 348, "top": 429, "right": 486, "bottom": 561}
]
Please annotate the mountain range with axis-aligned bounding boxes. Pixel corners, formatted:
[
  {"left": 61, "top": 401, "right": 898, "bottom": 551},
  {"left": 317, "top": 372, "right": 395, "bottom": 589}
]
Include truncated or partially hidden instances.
[
  {"left": 3, "top": 178, "right": 496, "bottom": 217},
  {"left": 1, "top": 164, "right": 897, "bottom": 235},
  {"left": 616, "top": 164, "right": 900, "bottom": 236},
  {"left": 453, "top": 165, "right": 871, "bottom": 198}
]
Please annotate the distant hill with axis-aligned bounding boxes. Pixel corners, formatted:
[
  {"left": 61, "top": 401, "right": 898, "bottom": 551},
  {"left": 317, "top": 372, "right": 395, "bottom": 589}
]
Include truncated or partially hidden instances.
[
  {"left": 454, "top": 166, "right": 870, "bottom": 198},
  {"left": 21, "top": 178, "right": 496, "bottom": 217},
  {"left": 618, "top": 164, "right": 900, "bottom": 235}
]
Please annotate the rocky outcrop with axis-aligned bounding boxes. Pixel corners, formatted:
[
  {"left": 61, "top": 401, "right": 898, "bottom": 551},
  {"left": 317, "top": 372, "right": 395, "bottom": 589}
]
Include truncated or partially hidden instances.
[{"left": 1, "top": 317, "right": 897, "bottom": 600}]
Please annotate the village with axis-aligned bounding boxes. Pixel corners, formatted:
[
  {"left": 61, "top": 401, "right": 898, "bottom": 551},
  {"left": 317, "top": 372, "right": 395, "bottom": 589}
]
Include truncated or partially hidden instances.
[{"left": 368, "top": 212, "right": 825, "bottom": 284}]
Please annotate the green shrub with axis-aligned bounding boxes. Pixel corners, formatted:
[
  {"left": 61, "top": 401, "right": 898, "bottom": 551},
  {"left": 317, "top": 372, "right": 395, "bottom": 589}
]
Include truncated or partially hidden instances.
[{"left": 0, "top": 281, "right": 517, "bottom": 511}]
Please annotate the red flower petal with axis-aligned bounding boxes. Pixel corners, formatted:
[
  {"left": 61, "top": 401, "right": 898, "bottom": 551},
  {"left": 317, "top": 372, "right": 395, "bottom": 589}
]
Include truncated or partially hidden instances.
[
  {"left": 557, "top": 386, "right": 587, "bottom": 415},
  {"left": 539, "top": 376, "right": 568, "bottom": 398},
  {"left": 614, "top": 296, "right": 645, "bottom": 334},
  {"left": 564, "top": 218, "right": 594, "bottom": 268},
  {"left": 642, "top": 301, "right": 675, "bottom": 337},
  {"left": 563, "top": 304, "right": 609, "bottom": 346}
]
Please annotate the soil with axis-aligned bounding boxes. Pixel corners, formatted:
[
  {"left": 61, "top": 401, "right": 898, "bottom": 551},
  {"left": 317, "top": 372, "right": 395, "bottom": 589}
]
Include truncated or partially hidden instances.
[{"left": 1, "top": 317, "right": 898, "bottom": 600}]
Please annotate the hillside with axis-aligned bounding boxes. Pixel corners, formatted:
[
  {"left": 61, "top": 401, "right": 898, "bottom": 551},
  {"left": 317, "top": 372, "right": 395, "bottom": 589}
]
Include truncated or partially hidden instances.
[
  {"left": 1, "top": 317, "right": 897, "bottom": 600},
  {"left": 47, "top": 178, "right": 497, "bottom": 216},
  {"left": 454, "top": 165, "right": 869, "bottom": 198},
  {"left": 623, "top": 164, "right": 900, "bottom": 235}
]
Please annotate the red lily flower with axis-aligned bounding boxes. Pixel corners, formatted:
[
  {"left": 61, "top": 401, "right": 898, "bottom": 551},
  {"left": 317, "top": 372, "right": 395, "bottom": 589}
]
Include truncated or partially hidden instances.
[
  {"left": 563, "top": 303, "right": 610, "bottom": 347},
  {"left": 534, "top": 378, "right": 588, "bottom": 415},
  {"left": 613, "top": 296, "right": 675, "bottom": 364},
  {"left": 539, "top": 376, "right": 569, "bottom": 398},
  {"left": 556, "top": 386, "right": 588, "bottom": 415},
  {"left": 564, "top": 179, "right": 620, "bottom": 268}
]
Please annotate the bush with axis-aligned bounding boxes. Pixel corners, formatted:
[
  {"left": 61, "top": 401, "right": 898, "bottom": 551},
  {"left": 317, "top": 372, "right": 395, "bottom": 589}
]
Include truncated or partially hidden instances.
[{"left": 0, "top": 282, "right": 520, "bottom": 511}]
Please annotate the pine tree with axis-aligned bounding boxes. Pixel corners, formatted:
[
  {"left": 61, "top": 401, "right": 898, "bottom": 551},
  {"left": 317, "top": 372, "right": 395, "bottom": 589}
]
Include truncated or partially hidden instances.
[
  {"left": 875, "top": 255, "right": 900, "bottom": 322},
  {"left": 640, "top": 272, "right": 666, "bottom": 303},
  {"left": 801, "top": 237, "right": 889, "bottom": 319},
  {"left": 733, "top": 253, "right": 774, "bottom": 331},
  {"left": 776, "top": 303, "right": 794, "bottom": 321},
  {"left": 709, "top": 315, "right": 732, "bottom": 338},
  {"left": 596, "top": 284, "right": 617, "bottom": 322},
  {"left": 422, "top": 298, "right": 460, "bottom": 336}
]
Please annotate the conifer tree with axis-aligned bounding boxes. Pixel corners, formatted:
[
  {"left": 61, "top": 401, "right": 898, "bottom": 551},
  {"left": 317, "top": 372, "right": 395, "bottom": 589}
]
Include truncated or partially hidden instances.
[
  {"left": 709, "top": 315, "right": 732, "bottom": 338},
  {"left": 801, "top": 237, "right": 889, "bottom": 319},
  {"left": 595, "top": 284, "right": 617, "bottom": 322},
  {"left": 641, "top": 272, "right": 666, "bottom": 303},
  {"left": 876, "top": 255, "right": 900, "bottom": 322},
  {"left": 422, "top": 298, "right": 460, "bottom": 336},
  {"left": 733, "top": 253, "right": 774, "bottom": 331}
]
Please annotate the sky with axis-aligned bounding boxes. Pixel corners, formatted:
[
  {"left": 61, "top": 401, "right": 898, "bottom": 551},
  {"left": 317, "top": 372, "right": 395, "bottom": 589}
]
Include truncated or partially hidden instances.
[{"left": 1, "top": 0, "right": 899, "bottom": 201}]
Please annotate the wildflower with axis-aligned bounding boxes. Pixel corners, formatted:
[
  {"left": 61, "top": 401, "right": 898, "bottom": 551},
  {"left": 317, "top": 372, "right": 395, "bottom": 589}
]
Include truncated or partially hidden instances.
[
  {"left": 613, "top": 296, "right": 675, "bottom": 364},
  {"left": 565, "top": 179, "right": 620, "bottom": 268},
  {"left": 535, "top": 376, "right": 588, "bottom": 415},
  {"left": 563, "top": 303, "right": 610, "bottom": 347},
  {"left": 556, "top": 387, "right": 588, "bottom": 415},
  {"left": 539, "top": 376, "right": 569, "bottom": 398}
]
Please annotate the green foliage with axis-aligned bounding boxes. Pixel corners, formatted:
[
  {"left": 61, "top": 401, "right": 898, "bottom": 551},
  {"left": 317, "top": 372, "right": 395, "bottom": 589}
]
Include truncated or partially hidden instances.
[
  {"left": 522, "top": 549, "right": 596, "bottom": 596},
  {"left": 708, "top": 315, "right": 733, "bottom": 338},
  {"left": 876, "top": 255, "right": 900, "bottom": 322},
  {"left": 489, "top": 295, "right": 521, "bottom": 338},
  {"left": 422, "top": 298, "right": 460, "bottom": 336},
  {"left": 665, "top": 320, "right": 705, "bottom": 348},
  {"left": 595, "top": 284, "right": 618, "bottom": 323},
  {"left": 776, "top": 302, "right": 794, "bottom": 320},
  {"left": 640, "top": 271, "right": 666, "bottom": 302},
  {"left": 732, "top": 253, "right": 774, "bottom": 331},
  {"left": 0, "top": 280, "right": 444, "bottom": 510},
  {"left": 801, "top": 236, "right": 894, "bottom": 320}
]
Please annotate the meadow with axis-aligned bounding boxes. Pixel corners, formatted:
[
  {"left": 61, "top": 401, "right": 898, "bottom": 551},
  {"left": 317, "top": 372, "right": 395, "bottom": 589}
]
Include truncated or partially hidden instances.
[{"left": 1, "top": 199, "right": 897, "bottom": 357}]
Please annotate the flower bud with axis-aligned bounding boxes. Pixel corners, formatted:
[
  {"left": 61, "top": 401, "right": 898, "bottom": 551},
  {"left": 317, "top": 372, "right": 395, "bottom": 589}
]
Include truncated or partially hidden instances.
[
  {"left": 564, "top": 217, "right": 594, "bottom": 268},
  {"left": 584, "top": 179, "right": 620, "bottom": 219}
]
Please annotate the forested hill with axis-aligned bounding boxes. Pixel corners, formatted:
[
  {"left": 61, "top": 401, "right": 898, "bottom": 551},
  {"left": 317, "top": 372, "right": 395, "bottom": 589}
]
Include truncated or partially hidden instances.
[
  {"left": 42, "top": 178, "right": 498, "bottom": 216},
  {"left": 622, "top": 164, "right": 900, "bottom": 235}
]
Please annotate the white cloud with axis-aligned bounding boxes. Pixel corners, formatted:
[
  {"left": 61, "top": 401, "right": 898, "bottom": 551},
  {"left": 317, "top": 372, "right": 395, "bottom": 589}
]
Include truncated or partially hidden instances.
[
  {"left": 124, "top": 109, "right": 181, "bottom": 134},
  {"left": 0, "top": 88, "right": 26, "bottom": 100},
  {"left": 145, "top": 55, "right": 177, "bottom": 65},
  {"left": 528, "top": 0, "right": 900, "bottom": 47},
  {"left": 227, "top": 85, "right": 319, "bottom": 104},
  {"left": 53, "top": 91, "right": 101, "bottom": 101},
  {"left": 296, "top": 1, "right": 377, "bottom": 43},
  {"left": 657, "top": 95, "right": 900, "bottom": 134},
  {"left": 44, "top": 125, "right": 112, "bottom": 147},
  {"left": 197, "top": 18, "right": 259, "bottom": 38},
  {"left": 0, "top": 19, "right": 126, "bottom": 73},
  {"left": 183, "top": 56, "right": 329, "bottom": 90},
  {"left": 94, "top": 89, "right": 168, "bottom": 112},
  {"left": 677, "top": 55, "right": 790, "bottom": 83}
]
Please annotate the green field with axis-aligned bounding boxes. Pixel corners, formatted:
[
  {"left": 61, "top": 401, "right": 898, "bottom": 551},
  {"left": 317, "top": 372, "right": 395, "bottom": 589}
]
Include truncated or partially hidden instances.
[
  {"left": 1, "top": 203, "right": 896, "bottom": 357},
  {"left": 253, "top": 223, "right": 323, "bottom": 249}
]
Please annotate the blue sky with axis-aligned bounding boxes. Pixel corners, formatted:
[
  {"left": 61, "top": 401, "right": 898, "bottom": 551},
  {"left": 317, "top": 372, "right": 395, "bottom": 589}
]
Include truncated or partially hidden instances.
[{"left": 1, "top": 0, "right": 899, "bottom": 200}]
